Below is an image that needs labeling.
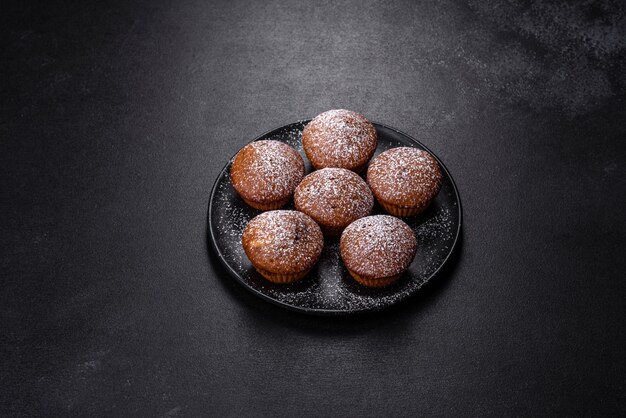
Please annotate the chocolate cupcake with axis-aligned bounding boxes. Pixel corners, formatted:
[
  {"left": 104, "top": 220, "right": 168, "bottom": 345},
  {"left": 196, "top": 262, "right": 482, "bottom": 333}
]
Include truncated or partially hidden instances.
[
  {"left": 242, "top": 210, "right": 324, "bottom": 283},
  {"left": 231, "top": 140, "right": 305, "bottom": 210},
  {"left": 294, "top": 168, "right": 374, "bottom": 236},
  {"left": 340, "top": 215, "right": 417, "bottom": 287},
  {"left": 367, "top": 147, "right": 442, "bottom": 217},
  {"left": 302, "top": 109, "right": 377, "bottom": 172}
]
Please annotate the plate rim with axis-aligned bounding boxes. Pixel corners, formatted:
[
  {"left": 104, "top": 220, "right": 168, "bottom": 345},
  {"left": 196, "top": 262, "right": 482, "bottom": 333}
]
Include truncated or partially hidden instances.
[{"left": 207, "top": 119, "right": 463, "bottom": 315}]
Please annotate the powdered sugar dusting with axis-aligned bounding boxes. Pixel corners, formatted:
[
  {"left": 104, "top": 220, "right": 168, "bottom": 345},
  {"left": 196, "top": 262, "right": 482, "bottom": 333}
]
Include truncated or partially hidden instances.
[
  {"left": 209, "top": 121, "right": 461, "bottom": 313},
  {"left": 276, "top": 124, "right": 305, "bottom": 151},
  {"left": 341, "top": 215, "right": 417, "bottom": 278},
  {"left": 368, "top": 147, "right": 442, "bottom": 206},
  {"left": 302, "top": 109, "right": 377, "bottom": 170},
  {"left": 242, "top": 210, "right": 323, "bottom": 274},
  {"left": 294, "top": 168, "right": 373, "bottom": 228},
  {"left": 231, "top": 140, "right": 304, "bottom": 203}
]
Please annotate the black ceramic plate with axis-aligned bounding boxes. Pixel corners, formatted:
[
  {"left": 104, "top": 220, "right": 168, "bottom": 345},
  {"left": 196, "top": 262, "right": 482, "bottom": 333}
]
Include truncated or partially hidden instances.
[{"left": 208, "top": 120, "right": 462, "bottom": 315}]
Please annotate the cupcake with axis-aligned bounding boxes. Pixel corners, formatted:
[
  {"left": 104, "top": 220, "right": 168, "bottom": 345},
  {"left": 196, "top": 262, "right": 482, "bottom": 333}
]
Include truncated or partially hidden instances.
[
  {"left": 230, "top": 140, "right": 305, "bottom": 210},
  {"left": 340, "top": 215, "right": 417, "bottom": 287},
  {"left": 302, "top": 109, "right": 377, "bottom": 172},
  {"left": 367, "top": 147, "right": 442, "bottom": 217},
  {"left": 242, "top": 210, "right": 324, "bottom": 283},
  {"left": 294, "top": 168, "right": 374, "bottom": 236}
]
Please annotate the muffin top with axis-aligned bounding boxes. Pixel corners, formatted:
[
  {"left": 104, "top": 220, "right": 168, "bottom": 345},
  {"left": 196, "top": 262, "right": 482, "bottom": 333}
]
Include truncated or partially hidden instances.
[
  {"left": 367, "top": 147, "right": 442, "bottom": 207},
  {"left": 302, "top": 109, "right": 377, "bottom": 171},
  {"left": 242, "top": 210, "right": 323, "bottom": 275},
  {"left": 294, "top": 168, "right": 374, "bottom": 232},
  {"left": 231, "top": 140, "right": 304, "bottom": 204},
  {"left": 340, "top": 215, "right": 417, "bottom": 279}
]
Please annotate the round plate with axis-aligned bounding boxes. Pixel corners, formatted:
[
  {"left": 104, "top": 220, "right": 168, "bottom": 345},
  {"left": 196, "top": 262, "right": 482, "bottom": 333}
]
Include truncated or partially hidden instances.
[{"left": 207, "top": 120, "right": 462, "bottom": 315}]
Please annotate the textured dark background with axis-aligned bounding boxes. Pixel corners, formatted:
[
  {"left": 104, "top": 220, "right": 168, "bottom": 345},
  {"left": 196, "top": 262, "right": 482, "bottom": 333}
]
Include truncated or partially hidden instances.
[{"left": 2, "top": 0, "right": 625, "bottom": 416}]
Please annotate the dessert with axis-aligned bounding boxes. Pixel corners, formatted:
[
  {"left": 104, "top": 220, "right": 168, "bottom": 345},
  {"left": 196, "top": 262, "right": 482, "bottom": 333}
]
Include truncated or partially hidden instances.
[
  {"left": 340, "top": 215, "right": 417, "bottom": 287},
  {"left": 294, "top": 168, "right": 374, "bottom": 236},
  {"left": 230, "top": 140, "right": 305, "bottom": 210},
  {"left": 302, "top": 109, "right": 377, "bottom": 172},
  {"left": 242, "top": 210, "right": 324, "bottom": 283},
  {"left": 367, "top": 147, "right": 442, "bottom": 217}
]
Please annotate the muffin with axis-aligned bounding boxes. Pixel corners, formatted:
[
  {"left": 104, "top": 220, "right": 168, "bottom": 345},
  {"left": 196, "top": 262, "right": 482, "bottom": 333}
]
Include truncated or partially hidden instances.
[
  {"left": 367, "top": 147, "right": 442, "bottom": 217},
  {"left": 294, "top": 168, "right": 374, "bottom": 236},
  {"left": 302, "top": 109, "right": 377, "bottom": 172},
  {"left": 340, "top": 215, "right": 417, "bottom": 287},
  {"left": 231, "top": 140, "right": 305, "bottom": 210},
  {"left": 242, "top": 210, "right": 324, "bottom": 283}
]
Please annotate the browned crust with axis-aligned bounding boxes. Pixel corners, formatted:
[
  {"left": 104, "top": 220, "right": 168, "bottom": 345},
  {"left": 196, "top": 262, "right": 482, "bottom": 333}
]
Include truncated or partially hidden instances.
[
  {"left": 294, "top": 168, "right": 374, "bottom": 236},
  {"left": 367, "top": 147, "right": 442, "bottom": 214},
  {"left": 241, "top": 196, "right": 291, "bottom": 211},
  {"left": 378, "top": 201, "right": 429, "bottom": 217},
  {"left": 339, "top": 215, "right": 417, "bottom": 279},
  {"left": 302, "top": 109, "right": 377, "bottom": 171},
  {"left": 346, "top": 269, "right": 401, "bottom": 287},
  {"left": 255, "top": 267, "right": 311, "bottom": 283},
  {"left": 231, "top": 140, "right": 304, "bottom": 209},
  {"left": 242, "top": 210, "right": 324, "bottom": 276}
]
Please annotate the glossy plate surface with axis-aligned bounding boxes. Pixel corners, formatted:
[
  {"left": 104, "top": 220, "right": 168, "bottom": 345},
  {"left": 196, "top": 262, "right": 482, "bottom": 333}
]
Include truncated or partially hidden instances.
[{"left": 208, "top": 121, "right": 462, "bottom": 315}]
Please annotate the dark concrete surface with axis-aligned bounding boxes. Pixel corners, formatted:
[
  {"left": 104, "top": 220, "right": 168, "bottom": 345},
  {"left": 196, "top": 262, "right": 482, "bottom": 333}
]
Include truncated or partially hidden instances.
[{"left": 1, "top": 0, "right": 625, "bottom": 416}]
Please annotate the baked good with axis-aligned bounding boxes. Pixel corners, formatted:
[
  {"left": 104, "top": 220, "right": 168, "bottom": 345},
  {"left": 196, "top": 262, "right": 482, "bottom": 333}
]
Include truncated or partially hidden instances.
[
  {"left": 340, "top": 215, "right": 417, "bottom": 287},
  {"left": 302, "top": 109, "right": 377, "bottom": 172},
  {"left": 242, "top": 210, "right": 324, "bottom": 283},
  {"left": 294, "top": 168, "right": 374, "bottom": 236},
  {"left": 367, "top": 147, "right": 442, "bottom": 217},
  {"left": 230, "top": 140, "right": 305, "bottom": 210}
]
